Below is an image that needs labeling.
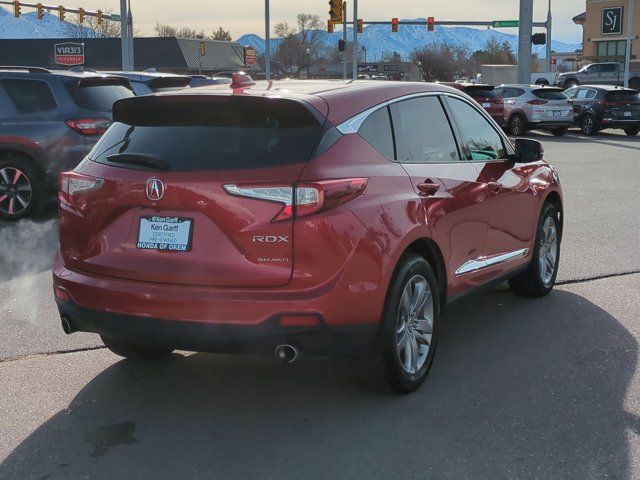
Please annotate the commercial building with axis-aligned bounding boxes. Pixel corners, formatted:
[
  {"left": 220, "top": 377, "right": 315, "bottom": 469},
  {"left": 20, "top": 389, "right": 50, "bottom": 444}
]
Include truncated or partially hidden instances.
[
  {"left": 0, "top": 37, "right": 252, "bottom": 74},
  {"left": 306, "top": 61, "right": 422, "bottom": 81},
  {"left": 573, "top": 0, "right": 639, "bottom": 68}
]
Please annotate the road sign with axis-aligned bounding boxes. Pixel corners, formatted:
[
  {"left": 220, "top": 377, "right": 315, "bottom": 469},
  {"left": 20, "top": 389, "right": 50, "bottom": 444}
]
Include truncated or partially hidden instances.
[
  {"left": 244, "top": 45, "right": 257, "bottom": 67},
  {"left": 492, "top": 20, "right": 519, "bottom": 28},
  {"left": 111, "top": 14, "right": 121, "bottom": 21}
]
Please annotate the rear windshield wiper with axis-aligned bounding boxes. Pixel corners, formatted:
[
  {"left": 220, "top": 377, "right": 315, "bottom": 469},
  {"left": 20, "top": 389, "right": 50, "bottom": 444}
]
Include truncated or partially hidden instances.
[{"left": 106, "top": 153, "right": 169, "bottom": 171}]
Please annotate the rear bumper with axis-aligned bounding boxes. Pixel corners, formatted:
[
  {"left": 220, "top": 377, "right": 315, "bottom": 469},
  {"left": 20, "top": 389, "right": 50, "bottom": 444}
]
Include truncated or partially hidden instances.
[
  {"left": 528, "top": 119, "right": 573, "bottom": 129},
  {"left": 56, "top": 300, "right": 377, "bottom": 357},
  {"left": 599, "top": 119, "right": 640, "bottom": 129}
]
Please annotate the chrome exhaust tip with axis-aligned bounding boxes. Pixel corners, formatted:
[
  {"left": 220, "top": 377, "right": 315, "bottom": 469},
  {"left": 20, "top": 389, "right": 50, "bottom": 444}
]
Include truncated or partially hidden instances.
[
  {"left": 61, "top": 315, "right": 76, "bottom": 335},
  {"left": 275, "top": 344, "right": 298, "bottom": 364}
]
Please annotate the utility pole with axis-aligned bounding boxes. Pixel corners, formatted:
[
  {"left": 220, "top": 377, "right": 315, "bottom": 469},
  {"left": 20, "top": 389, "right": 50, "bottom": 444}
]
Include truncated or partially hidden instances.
[
  {"left": 624, "top": 0, "right": 634, "bottom": 87},
  {"left": 265, "top": 0, "right": 271, "bottom": 80},
  {"left": 119, "top": 0, "right": 129, "bottom": 70},
  {"left": 352, "top": 0, "right": 358, "bottom": 79},
  {"left": 127, "top": 0, "right": 134, "bottom": 70},
  {"left": 546, "top": 0, "right": 552, "bottom": 72},
  {"left": 518, "top": 0, "right": 533, "bottom": 84},
  {"left": 342, "top": 1, "right": 347, "bottom": 80}
]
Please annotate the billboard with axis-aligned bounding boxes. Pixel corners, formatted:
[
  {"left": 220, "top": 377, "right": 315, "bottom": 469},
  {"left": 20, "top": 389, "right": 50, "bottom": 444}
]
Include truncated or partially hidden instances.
[{"left": 54, "top": 42, "right": 85, "bottom": 66}]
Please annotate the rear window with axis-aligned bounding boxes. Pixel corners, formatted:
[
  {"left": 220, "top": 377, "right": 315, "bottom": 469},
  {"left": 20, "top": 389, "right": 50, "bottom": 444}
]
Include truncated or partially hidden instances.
[
  {"left": 66, "top": 82, "right": 134, "bottom": 111},
  {"left": 2, "top": 79, "right": 56, "bottom": 113},
  {"left": 465, "top": 87, "right": 500, "bottom": 99},
  {"left": 533, "top": 89, "right": 568, "bottom": 100},
  {"left": 89, "top": 96, "right": 324, "bottom": 171},
  {"left": 605, "top": 91, "right": 640, "bottom": 103}
]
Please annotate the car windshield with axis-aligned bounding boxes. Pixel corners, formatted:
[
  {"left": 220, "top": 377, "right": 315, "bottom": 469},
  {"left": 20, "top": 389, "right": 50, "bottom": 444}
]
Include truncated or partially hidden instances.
[
  {"left": 606, "top": 91, "right": 640, "bottom": 103},
  {"left": 89, "top": 96, "right": 324, "bottom": 171},
  {"left": 533, "top": 89, "right": 568, "bottom": 100}
]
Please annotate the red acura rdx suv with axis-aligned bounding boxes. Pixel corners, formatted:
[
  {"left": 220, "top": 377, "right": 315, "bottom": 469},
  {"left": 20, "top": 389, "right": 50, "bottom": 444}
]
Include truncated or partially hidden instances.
[{"left": 54, "top": 78, "right": 563, "bottom": 392}]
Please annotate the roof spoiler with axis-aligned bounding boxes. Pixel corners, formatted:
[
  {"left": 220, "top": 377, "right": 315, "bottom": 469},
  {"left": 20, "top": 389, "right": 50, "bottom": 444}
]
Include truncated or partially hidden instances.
[
  {"left": 0, "top": 66, "right": 50, "bottom": 74},
  {"left": 147, "top": 76, "right": 191, "bottom": 89},
  {"left": 77, "top": 75, "right": 133, "bottom": 89}
]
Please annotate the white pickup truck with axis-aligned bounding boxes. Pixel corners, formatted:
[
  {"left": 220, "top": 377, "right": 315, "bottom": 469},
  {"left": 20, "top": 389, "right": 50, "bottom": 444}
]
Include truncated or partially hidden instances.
[{"left": 556, "top": 62, "right": 640, "bottom": 91}]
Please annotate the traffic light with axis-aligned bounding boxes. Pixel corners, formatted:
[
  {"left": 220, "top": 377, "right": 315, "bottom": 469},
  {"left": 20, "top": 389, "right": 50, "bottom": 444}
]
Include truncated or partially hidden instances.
[
  {"left": 37, "top": 3, "right": 43, "bottom": 19},
  {"left": 96, "top": 10, "right": 102, "bottom": 26},
  {"left": 327, "top": 19, "right": 334, "bottom": 33},
  {"left": 328, "top": 0, "right": 343, "bottom": 23},
  {"left": 532, "top": 33, "right": 547, "bottom": 45},
  {"left": 338, "top": 39, "right": 346, "bottom": 52},
  {"left": 391, "top": 18, "right": 399, "bottom": 33},
  {"left": 427, "top": 17, "right": 435, "bottom": 32},
  {"left": 58, "top": 5, "right": 65, "bottom": 21},
  {"left": 78, "top": 7, "right": 85, "bottom": 23},
  {"left": 357, "top": 19, "right": 363, "bottom": 34},
  {"left": 13, "top": 1, "right": 20, "bottom": 17}
]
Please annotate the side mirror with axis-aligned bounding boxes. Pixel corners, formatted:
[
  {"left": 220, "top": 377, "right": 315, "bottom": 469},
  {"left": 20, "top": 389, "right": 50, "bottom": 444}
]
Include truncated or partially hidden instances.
[{"left": 513, "top": 138, "right": 544, "bottom": 163}]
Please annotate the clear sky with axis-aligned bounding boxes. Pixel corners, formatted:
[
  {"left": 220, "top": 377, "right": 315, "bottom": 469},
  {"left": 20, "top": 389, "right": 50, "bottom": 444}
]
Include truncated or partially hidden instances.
[{"left": 64, "top": 0, "right": 586, "bottom": 43}]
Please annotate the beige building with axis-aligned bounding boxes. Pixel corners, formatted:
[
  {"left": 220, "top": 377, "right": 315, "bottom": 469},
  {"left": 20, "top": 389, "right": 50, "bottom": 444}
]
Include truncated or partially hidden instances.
[{"left": 573, "top": 0, "right": 639, "bottom": 69}]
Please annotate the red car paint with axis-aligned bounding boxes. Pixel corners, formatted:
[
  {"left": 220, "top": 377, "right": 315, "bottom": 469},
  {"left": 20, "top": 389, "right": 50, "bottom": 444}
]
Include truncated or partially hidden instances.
[{"left": 53, "top": 80, "right": 562, "bottom": 355}]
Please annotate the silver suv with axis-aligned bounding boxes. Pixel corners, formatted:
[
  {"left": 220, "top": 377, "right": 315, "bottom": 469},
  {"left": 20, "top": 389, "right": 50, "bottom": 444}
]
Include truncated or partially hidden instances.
[{"left": 496, "top": 85, "right": 573, "bottom": 136}]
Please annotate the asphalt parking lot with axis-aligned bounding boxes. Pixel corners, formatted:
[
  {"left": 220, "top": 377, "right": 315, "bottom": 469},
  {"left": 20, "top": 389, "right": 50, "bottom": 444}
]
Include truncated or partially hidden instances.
[{"left": 0, "top": 129, "right": 639, "bottom": 479}]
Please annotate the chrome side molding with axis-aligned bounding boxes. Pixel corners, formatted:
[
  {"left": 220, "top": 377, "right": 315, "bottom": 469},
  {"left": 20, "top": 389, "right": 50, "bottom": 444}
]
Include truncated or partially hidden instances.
[{"left": 455, "top": 248, "right": 529, "bottom": 276}]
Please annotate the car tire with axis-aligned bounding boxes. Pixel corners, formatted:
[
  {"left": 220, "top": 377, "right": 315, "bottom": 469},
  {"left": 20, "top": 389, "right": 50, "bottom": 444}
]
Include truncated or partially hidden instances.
[
  {"left": 563, "top": 79, "right": 578, "bottom": 89},
  {"left": 372, "top": 254, "right": 440, "bottom": 394},
  {"left": 580, "top": 114, "right": 598, "bottom": 136},
  {"left": 509, "top": 114, "right": 528, "bottom": 136},
  {"left": 0, "top": 155, "right": 44, "bottom": 221},
  {"left": 509, "top": 202, "right": 561, "bottom": 298},
  {"left": 551, "top": 127, "right": 568, "bottom": 136},
  {"left": 624, "top": 127, "right": 640, "bottom": 136},
  {"left": 101, "top": 336, "right": 174, "bottom": 360}
]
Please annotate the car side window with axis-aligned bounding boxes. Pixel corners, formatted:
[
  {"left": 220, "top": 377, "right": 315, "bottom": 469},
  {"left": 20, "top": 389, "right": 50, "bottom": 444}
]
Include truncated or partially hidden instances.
[
  {"left": 601, "top": 64, "right": 616, "bottom": 73},
  {"left": 576, "top": 89, "right": 589, "bottom": 100},
  {"left": 1, "top": 79, "right": 57, "bottom": 114},
  {"left": 565, "top": 88, "right": 578, "bottom": 99},
  {"left": 446, "top": 97, "right": 507, "bottom": 161},
  {"left": 496, "top": 87, "right": 508, "bottom": 98},
  {"left": 587, "top": 65, "right": 601, "bottom": 74},
  {"left": 358, "top": 106, "right": 395, "bottom": 160},
  {"left": 391, "top": 96, "right": 460, "bottom": 164},
  {"left": 586, "top": 89, "right": 597, "bottom": 99}
]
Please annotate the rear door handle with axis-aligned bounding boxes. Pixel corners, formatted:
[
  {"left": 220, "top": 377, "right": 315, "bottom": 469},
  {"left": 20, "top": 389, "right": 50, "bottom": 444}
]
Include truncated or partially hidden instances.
[{"left": 417, "top": 181, "right": 440, "bottom": 197}]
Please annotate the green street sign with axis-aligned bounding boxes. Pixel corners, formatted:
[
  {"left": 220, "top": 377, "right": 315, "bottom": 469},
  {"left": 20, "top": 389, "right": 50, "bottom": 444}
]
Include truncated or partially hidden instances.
[
  {"left": 111, "top": 14, "right": 121, "bottom": 21},
  {"left": 492, "top": 20, "right": 519, "bottom": 28}
]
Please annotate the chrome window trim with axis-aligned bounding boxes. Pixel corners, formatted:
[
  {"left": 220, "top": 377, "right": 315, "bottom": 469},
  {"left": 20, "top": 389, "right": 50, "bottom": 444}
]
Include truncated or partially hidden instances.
[{"left": 455, "top": 248, "right": 530, "bottom": 276}]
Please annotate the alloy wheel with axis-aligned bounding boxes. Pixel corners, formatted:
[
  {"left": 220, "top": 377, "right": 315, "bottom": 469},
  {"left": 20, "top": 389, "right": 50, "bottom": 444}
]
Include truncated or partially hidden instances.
[
  {"left": 396, "top": 275, "right": 434, "bottom": 375},
  {"left": 511, "top": 116, "right": 524, "bottom": 136},
  {"left": 582, "top": 116, "right": 595, "bottom": 135},
  {"left": 538, "top": 216, "right": 558, "bottom": 286},
  {"left": 0, "top": 167, "right": 32, "bottom": 217}
]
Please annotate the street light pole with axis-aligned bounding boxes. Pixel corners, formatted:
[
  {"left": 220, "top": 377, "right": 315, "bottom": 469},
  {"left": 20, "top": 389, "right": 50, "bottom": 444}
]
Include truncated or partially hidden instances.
[
  {"left": 518, "top": 0, "right": 533, "bottom": 84},
  {"left": 265, "top": 0, "right": 271, "bottom": 80},
  {"left": 546, "top": 0, "right": 552, "bottom": 72},
  {"left": 119, "top": 0, "right": 128, "bottom": 70},
  {"left": 352, "top": 0, "right": 358, "bottom": 79},
  {"left": 624, "top": 0, "right": 634, "bottom": 87}
]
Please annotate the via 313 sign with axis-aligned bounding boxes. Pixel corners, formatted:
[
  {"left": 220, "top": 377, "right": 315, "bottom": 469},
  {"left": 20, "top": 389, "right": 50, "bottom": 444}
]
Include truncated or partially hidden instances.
[
  {"left": 54, "top": 42, "right": 85, "bottom": 66},
  {"left": 602, "top": 7, "right": 623, "bottom": 35}
]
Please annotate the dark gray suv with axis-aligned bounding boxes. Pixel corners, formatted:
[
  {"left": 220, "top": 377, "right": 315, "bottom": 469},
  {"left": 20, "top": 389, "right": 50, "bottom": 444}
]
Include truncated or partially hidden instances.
[{"left": 0, "top": 67, "right": 134, "bottom": 219}]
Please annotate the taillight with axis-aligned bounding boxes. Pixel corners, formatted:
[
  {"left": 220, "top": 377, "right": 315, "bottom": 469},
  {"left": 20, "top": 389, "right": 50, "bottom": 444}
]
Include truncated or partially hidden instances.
[
  {"left": 59, "top": 171, "right": 104, "bottom": 208},
  {"left": 223, "top": 178, "right": 368, "bottom": 222},
  {"left": 65, "top": 118, "right": 111, "bottom": 135},
  {"left": 527, "top": 99, "right": 548, "bottom": 105}
]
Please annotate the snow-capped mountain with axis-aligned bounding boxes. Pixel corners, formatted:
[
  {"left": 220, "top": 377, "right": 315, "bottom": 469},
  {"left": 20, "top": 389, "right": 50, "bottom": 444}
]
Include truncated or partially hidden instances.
[
  {"left": 0, "top": 6, "right": 93, "bottom": 38},
  {"left": 236, "top": 21, "right": 582, "bottom": 60}
]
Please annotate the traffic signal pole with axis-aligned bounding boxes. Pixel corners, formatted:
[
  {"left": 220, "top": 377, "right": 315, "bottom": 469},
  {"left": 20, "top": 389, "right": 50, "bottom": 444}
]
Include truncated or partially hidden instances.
[
  {"left": 342, "top": 1, "right": 347, "bottom": 80},
  {"left": 352, "top": 0, "right": 358, "bottom": 79},
  {"left": 624, "top": 0, "right": 634, "bottom": 87},
  {"left": 546, "top": 0, "right": 552, "bottom": 72},
  {"left": 265, "top": 0, "right": 271, "bottom": 80},
  {"left": 517, "top": 0, "right": 533, "bottom": 84},
  {"left": 119, "top": 0, "right": 129, "bottom": 70}
]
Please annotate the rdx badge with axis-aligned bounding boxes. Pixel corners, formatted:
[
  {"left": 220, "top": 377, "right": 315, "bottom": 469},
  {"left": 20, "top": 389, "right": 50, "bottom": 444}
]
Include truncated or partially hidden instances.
[{"left": 252, "top": 235, "right": 290, "bottom": 243}]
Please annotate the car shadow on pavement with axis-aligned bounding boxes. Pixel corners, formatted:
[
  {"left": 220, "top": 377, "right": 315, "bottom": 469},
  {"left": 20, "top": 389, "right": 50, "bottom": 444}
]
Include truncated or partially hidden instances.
[
  {"left": 521, "top": 130, "right": 640, "bottom": 149},
  {"left": 0, "top": 201, "right": 58, "bottom": 283},
  {"left": 0, "top": 289, "right": 638, "bottom": 479}
]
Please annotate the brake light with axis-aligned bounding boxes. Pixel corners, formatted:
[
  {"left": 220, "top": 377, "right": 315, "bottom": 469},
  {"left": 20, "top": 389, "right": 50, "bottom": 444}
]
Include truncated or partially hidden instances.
[
  {"left": 223, "top": 178, "right": 368, "bottom": 222},
  {"left": 59, "top": 171, "right": 104, "bottom": 208},
  {"left": 65, "top": 118, "right": 111, "bottom": 135},
  {"left": 601, "top": 101, "right": 616, "bottom": 107},
  {"left": 527, "top": 99, "right": 548, "bottom": 105}
]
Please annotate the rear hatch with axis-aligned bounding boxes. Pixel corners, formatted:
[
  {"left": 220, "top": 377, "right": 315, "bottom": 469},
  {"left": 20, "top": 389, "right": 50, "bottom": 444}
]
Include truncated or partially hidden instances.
[
  {"left": 59, "top": 94, "right": 326, "bottom": 287},
  {"left": 465, "top": 86, "right": 504, "bottom": 118},
  {"left": 603, "top": 90, "right": 640, "bottom": 120},
  {"left": 530, "top": 88, "right": 572, "bottom": 118}
]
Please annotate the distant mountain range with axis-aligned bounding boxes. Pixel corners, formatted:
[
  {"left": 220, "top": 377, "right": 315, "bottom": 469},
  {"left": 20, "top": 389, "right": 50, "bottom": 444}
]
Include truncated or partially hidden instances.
[
  {"left": 237, "top": 21, "right": 582, "bottom": 60},
  {"left": 0, "top": 6, "right": 94, "bottom": 38}
]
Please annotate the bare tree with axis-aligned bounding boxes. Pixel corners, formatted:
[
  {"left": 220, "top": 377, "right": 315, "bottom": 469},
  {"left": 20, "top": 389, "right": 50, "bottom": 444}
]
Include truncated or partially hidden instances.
[
  {"left": 411, "top": 44, "right": 471, "bottom": 81},
  {"left": 211, "top": 27, "right": 232, "bottom": 41},
  {"left": 154, "top": 23, "right": 176, "bottom": 37},
  {"left": 65, "top": 9, "right": 122, "bottom": 38},
  {"left": 273, "top": 13, "right": 324, "bottom": 77}
]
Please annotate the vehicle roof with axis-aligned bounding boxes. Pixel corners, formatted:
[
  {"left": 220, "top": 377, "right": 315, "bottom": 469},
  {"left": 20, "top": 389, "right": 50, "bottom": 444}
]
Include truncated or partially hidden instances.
[
  {"left": 0, "top": 66, "right": 121, "bottom": 80},
  {"left": 102, "top": 71, "right": 190, "bottom": 82},
  {"left": 146, "top": 79, "right": 468, "bottom": 125},
  {"left": 577, "top": 84, "right": 638, "bottom": 92},
  {"left": 499, "top": 84, "right": 563, "bottom": 90}
]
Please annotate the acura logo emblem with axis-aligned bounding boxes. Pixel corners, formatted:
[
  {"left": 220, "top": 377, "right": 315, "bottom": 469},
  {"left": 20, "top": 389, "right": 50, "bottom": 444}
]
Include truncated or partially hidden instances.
[{"left": 146, "top": 178, "right": 165, "bottom": 201}]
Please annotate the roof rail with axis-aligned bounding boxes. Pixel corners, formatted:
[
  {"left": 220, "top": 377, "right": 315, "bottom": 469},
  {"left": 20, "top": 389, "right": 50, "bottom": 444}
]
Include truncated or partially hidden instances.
[
  {"left": 68, "top": 66, "right": 98, "bottom": 73},
  {"left": 0, "top": 66, "right": 51, "bottom": 74}
]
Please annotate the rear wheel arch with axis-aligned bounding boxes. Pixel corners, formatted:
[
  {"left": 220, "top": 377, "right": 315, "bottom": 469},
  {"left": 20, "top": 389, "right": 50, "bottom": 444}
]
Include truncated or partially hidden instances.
[
  {"left": 403, "top": 238, "right": 448, "bottom": 311},
  {"left": 0, "top": 148, "right": 43, "bottom": 176}
]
